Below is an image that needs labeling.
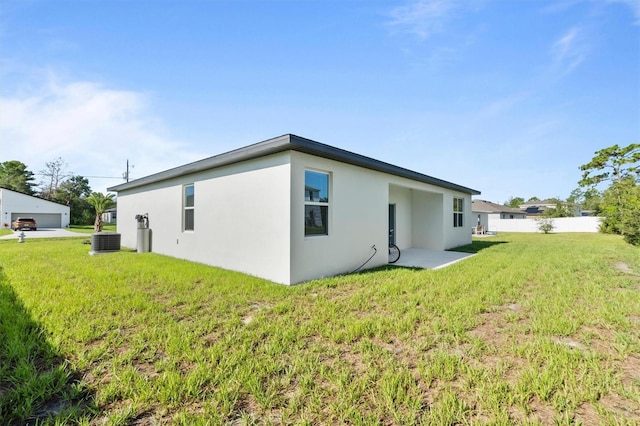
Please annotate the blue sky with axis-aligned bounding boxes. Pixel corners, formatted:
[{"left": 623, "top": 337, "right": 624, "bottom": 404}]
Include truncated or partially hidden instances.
[{"left": 1, "top": 0, "right": 638, "bottom": 204}]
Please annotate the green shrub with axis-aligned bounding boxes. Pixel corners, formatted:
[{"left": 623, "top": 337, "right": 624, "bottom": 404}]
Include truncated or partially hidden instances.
[{"left": 537, "top": 218, "right": 555, "bottom": 234}]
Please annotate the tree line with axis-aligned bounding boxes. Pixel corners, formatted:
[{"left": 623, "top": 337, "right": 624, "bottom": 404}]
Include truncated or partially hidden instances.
[
  {"left": 0, "top": 158, "right": 114, "bottom": 228},
  {"left": 502, "top": 143, "right": 639, "bottom": 245},
  {"left": 3, "top": 144, "right": 638, "bottom": 244}
]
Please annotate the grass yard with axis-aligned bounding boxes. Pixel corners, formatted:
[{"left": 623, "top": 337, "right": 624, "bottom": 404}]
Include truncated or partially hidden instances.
[
  {"left": 0, "top": 233, "right": 638, "bottom": 425},
  {"left": 69, "top": 224, "right": 117, "bottom": 234}
]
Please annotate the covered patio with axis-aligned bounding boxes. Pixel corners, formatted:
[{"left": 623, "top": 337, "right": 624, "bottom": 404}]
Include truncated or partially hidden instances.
[{"left": 393, "top": 248, "right": 475, "bottom": 269}]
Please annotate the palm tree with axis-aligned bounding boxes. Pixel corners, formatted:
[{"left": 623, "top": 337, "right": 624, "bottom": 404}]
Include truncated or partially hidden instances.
[{"left": 87, "top": 192, "right": 116, "bottom": 232}]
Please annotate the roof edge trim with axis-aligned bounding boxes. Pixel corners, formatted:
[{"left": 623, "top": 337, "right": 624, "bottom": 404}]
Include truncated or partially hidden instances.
[{"left": 108, "top": 134, "right": 481, "bottom": 195}]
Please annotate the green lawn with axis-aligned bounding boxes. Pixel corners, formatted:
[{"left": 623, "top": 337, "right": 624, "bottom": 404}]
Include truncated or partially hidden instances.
[
  {"left": 0, "top": 226, "right": 114, "bottom": 237},
  {"left": 1, "top": 233, "right": 638, "bottom": 425},
  {"left": 68, "top": 224, "right": 117, "bottom": 234}
]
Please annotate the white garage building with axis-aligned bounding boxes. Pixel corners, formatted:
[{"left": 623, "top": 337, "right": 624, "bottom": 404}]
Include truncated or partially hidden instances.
[{"left": 0, "top": 187, "right": 71, "bottom": 229}]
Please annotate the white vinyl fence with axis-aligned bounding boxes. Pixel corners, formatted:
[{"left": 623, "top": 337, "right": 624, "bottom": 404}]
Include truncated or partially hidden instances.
[{"left": 487, "top": 217, "right": 603, "bottom": 233}]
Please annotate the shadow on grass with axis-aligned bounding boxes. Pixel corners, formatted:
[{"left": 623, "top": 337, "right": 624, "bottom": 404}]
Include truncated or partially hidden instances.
[
  {"left": 343, "top": 243, "right": 505, "bottom": 279},
  {"left": 0, "top": 267, "right": 95, "bottom": 425},
  {"left": 449, "top": 239, "right": 508, "bottom": 254},
  {"left": 344, "top": 264, "right": 425, "bottom": 279}
]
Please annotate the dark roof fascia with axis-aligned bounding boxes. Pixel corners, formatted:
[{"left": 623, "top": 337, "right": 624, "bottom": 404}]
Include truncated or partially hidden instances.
[
  {"left": 108, "top": 134, "right": 481, "bottom": 195},
  {"left": 108, "top": 134, "right": 294, "bottom": 192},
  {"left": 0, "top": 186, "right": 69, "bottom": 208}
]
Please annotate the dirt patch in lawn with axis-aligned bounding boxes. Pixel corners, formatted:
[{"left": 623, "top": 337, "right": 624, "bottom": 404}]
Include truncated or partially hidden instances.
[
  {"left": 241, "top": 302, "right": 272, "bottom": 325},
  {"left": 468, "top": 304, "right": 530, "bottom": 350},
  {"left": 615, "top": 262, "right": 638, "bottom": 276},
  {"left": 509, "top": 397, "right": 557, "bottom": 425},
  {"left": 468, "top": 311, "right": 514, "bottom": 348}
]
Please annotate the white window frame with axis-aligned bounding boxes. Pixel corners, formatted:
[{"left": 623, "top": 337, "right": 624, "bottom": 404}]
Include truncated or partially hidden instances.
[
  {"left": 304, "top": 170, "right": 330, "bottom": 237},
  {"left": 183, "top": 184, "right": 194, "bottom": 232},
  {"left": 453, "top": 197, "right": 464, "bottom": 228}
]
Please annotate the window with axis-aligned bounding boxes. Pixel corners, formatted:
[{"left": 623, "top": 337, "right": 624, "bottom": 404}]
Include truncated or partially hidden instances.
[
  {"left": 453, "top": 197, "right": 464, "bottom": 228},
  {"left": 305, "top": 170, "right": 329, "bottom": 236},
  {"left": 183, "top": 184, "right": 194, "bottom": 231}
]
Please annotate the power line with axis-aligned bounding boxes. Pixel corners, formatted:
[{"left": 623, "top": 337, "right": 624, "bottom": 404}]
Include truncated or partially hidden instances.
[
  {"left": 34, "top": 173, "right": 121, "bottom": 179},
  {"left": 33, "top": 159, "right": 133, "bottom": 181}
]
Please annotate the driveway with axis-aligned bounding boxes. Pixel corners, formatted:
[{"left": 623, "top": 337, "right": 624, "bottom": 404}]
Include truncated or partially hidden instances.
[{"left": 0, "top": 228, "right": 88, "bottom": 240}]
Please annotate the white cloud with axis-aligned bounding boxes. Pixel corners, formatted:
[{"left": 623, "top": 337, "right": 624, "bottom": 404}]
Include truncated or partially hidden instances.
[
  {"left": 387, "top": 0, "right": 458, "bottom": 40},
  {"left": 0, "top": 75, "right": 204, "bottom": 193},
  {"left": 551, "top": 26, "right": 589, "bottom": 76}
]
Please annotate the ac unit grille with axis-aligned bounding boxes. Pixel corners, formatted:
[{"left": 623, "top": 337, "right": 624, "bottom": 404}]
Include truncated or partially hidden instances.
[{"left": 91, "top": 233, "right": 121, "bottom": 252}]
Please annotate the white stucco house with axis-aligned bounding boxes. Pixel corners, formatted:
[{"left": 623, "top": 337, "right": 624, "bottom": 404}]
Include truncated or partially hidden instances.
[
  {"left": 472, "top": 199, "right": 527, "bottom": 232},
  {"left": 102, "top": 208, "right": 117, "bottom": 224},
  {"left": 519, "top": 199, "right": 582, "bottom": 217},
  {"left": 0, "top": 187, "right": 71, "bottom": 229},
  {"left": 108, "top": 134, "right": 480, "bottom": 285}
]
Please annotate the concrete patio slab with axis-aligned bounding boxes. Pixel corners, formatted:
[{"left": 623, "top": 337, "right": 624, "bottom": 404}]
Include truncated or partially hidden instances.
[{"left": 393, "top": 248, "right": 475, "bottom": 269}]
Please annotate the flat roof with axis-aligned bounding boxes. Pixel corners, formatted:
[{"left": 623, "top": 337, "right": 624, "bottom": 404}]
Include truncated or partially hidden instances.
[{"left": 108, "top": 134, "right": 481, "bottom": 195}]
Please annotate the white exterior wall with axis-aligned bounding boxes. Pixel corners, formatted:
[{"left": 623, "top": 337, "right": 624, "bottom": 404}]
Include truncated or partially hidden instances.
[
  {"left": 0, "top": 188, "right": 70, "bottom": 228},
  {"left": 389, "top": 183, "right": 469, "bottom": 250},
  {"left": 390, "top": 186, "right": 412, "bottom": 250},
  {"left": 116, "top": 153, "right": 292, "bottom": 284},
  {"left": 474, "top": 212, "right": 489, "bottom": 230},
  {"left": 497, "top": 212, "right": 527, "bottom": 219},
  {"left": 444, "top": 191, "right": 473, "bottom": 249},
  {"left": 474, "top": 212, "right": 526, "bottom": 233},
  {"left": 412, "top": 191, "right": 444, "bottom": 250},
  {"left": 115, "top": 150, "right": 474, "bottom": 285},
  {"left": 487, "top": 216, "right": 603, "bottom": 233},
  {"left": 289, "top": 152, "right": 473, "bottom": 283},
  {"left": 290, "top": 152, "right": 389, "bottom": 283}
]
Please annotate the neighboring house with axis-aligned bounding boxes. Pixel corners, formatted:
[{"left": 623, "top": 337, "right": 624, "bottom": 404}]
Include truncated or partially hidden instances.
[
  {"left": 108, "top": 134, "right": 480, "bottom": 285},
  {"left": 102, "top": 208, "right": 117, "bottom": 224},
  {"left": 519, "top": 199, "right": 581, "bottom": 216},
  {"left": 472, "top": 199, "right": 526, "bottom": 231},
  {"left": 0, "top": 187, "right": 71, "bottom": 229}
]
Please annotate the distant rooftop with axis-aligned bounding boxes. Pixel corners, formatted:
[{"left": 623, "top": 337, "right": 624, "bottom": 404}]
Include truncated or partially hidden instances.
[
  {"left": 472, "top": 199, "right": 526, "bottom": 214},
  {"left": 519, "top": 199, "right": 560, "bottom": 207}
]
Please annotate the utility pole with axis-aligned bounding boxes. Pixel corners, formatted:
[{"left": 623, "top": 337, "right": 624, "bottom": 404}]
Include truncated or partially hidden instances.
[{"left": 123, "top": 160, "right": 134, "bottom": 182}]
